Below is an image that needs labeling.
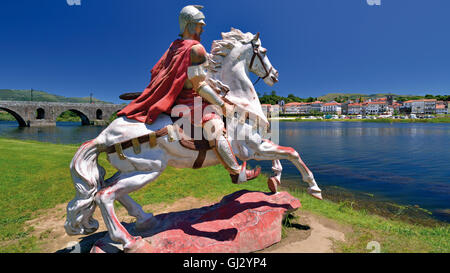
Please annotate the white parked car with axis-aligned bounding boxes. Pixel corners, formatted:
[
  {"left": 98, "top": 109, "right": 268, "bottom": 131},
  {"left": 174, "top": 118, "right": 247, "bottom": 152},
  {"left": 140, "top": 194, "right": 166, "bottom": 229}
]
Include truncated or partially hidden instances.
[
  {"left": 356, "top": 115, "right": 362, "bottom": 119},
  {"left": 410, "top": 114, "right": 417, "bottom": 119},
  {"left": 379, "top": 114, "right": 392, "bottom": 118}
]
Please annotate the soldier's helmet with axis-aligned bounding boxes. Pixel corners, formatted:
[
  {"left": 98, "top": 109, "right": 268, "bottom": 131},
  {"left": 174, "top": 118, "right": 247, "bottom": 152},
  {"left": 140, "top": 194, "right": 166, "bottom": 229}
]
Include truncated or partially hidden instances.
[{"left": 179, "top": 5, "right": 206, "bottom": 35}]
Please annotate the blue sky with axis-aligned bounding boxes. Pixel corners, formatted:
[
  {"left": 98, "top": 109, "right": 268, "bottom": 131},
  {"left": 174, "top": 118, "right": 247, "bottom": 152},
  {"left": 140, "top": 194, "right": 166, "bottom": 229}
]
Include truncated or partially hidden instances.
[{"left": 1, "top": 0, "right": 449, "bottom": 103}]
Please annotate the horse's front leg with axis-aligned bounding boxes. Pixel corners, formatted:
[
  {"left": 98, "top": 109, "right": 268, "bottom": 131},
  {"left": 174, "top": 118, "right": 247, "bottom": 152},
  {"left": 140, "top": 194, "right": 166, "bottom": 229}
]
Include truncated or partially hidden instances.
[
  {"left": 267, "top": 160, "right": 283, "bottom": 193},
  {"left": 249, "top": 139, "right": 322, "bottom": 200}
]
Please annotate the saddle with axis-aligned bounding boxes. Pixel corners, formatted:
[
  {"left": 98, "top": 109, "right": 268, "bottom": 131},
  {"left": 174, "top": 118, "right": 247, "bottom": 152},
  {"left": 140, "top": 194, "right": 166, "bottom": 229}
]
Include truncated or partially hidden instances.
[{"left": 104, "top": 117, "right": 216, "bottom": 169}]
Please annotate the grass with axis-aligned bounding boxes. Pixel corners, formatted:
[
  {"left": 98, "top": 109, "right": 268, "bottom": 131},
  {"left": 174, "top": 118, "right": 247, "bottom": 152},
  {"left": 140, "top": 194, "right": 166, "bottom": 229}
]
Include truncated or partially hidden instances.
[
  {"left": 0, "top": 112, "right": 15, "bottom": 121},
  {"left": 286, "top": 188, "right": 449, "bottom": 253},
  {"left": 0, "top": 137, "right": 448, "bottom": 253}
]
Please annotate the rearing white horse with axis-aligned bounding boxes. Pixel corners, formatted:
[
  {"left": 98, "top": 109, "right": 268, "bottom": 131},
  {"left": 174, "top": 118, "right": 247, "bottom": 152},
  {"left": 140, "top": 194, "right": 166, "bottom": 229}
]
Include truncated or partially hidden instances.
[{"left": 65, "top": 28, "right": 322, "bottom": 252}]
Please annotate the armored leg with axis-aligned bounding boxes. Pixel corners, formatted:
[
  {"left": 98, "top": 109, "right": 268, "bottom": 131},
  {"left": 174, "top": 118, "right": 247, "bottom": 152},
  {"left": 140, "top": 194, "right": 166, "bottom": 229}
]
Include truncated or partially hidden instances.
[{"left": 203, "top": 118, "right": 260, "bottom": 183}]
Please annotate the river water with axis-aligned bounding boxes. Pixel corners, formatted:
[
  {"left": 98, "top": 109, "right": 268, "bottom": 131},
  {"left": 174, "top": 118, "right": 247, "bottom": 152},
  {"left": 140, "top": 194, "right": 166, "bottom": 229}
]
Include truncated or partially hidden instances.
[{"left": 1, "top": 120, "right": 449, "bottom": 223}]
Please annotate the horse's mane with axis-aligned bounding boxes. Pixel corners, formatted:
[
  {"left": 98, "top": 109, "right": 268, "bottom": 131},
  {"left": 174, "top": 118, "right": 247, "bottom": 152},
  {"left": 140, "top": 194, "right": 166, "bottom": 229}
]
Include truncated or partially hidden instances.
[
  {"left": 207, "top": 28, "right": 254, "bottom": 74},
  {"left": 206, "top": 28, "right": 254, "bottom": 94}
]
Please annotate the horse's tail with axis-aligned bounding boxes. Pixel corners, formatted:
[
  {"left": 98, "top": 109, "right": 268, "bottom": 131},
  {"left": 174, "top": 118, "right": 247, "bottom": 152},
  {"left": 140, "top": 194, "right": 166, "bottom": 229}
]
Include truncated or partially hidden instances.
[{"left": 64, "top": 139, "right": 105, "bottom": 235}]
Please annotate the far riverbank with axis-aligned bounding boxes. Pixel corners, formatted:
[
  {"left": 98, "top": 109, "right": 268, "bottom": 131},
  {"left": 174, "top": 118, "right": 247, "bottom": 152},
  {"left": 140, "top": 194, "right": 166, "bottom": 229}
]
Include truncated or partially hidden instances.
[{"left": 270, "top": 116, "right": 450, "bottom": 123}]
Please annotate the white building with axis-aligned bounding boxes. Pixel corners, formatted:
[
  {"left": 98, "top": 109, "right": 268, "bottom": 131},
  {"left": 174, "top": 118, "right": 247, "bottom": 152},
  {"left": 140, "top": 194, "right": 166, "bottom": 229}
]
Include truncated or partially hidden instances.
[
  {"left": 310, "top": 101, "right": 323, "bottom": 113},
  {"left": 321, "top": 102, "right": 342, "bottom": 114},
  {"left": 261, "top": 104, "right": 281, "bottom": 117},
  {"left": 403, "top": 99, "right": 437, "bottom": 114},
  {"left": 436, "top": 101, "right": 447, "bottom": 114},
  {"left": 283, "top": 102, "right": 302, "bottom": 114},
  {"left": 365, "top": 102, "right": 388, "bottom": 115},
  {"left": 283, "top": 102, "right": 311, "bottom": 114},
  {"left": 347, "top": 103, "right": 363, "bottom": 115}
]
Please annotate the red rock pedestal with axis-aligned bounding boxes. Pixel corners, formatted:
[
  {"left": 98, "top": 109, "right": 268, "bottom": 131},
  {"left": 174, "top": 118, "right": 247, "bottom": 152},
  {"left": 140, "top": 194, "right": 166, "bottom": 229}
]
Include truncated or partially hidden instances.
[{"left": 90, "top": 190, "right": 301, "bottom": 253}]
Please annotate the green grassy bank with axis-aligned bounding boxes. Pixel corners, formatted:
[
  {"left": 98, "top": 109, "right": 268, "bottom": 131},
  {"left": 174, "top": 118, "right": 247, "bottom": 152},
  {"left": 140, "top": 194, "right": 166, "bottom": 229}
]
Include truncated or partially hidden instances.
[
  {"left": 0, "top": 112, "right": 15, "bottom": 121},
  {"left": 0, "top": 138, "right": 448, "bottom": 253}
]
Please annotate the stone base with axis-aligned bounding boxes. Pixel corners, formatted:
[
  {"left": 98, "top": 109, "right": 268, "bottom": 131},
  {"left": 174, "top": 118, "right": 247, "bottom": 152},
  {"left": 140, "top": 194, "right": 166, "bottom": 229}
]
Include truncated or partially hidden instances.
[{"left": 90, "top": 190, "right": 301, "bottom": 253}]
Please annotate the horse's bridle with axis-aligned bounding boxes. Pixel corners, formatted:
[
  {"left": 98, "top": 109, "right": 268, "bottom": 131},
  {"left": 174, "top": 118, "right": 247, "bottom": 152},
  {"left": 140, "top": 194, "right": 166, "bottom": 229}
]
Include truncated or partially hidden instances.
[{"left": 249, "top": 35, "right": 273, "bottom": 85}]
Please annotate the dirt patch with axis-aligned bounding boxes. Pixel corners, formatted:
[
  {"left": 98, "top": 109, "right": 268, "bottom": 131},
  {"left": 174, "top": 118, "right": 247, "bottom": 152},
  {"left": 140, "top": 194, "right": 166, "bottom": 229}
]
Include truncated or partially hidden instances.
[
  {"left": 259, "top": 211, "right": 350, "bottom": 253},
  {"left": 20, "top": 196, "right": 349, "bottom": 253},
  {"left": 23, "top": 197, "right": 213, "bottom": 253}
]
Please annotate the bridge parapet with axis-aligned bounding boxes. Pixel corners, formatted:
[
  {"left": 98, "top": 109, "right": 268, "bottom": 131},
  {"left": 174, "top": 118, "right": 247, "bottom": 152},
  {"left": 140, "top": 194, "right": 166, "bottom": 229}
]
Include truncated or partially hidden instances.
[{"left": 0, "top": 100, "right": 124, "bottom": 127}]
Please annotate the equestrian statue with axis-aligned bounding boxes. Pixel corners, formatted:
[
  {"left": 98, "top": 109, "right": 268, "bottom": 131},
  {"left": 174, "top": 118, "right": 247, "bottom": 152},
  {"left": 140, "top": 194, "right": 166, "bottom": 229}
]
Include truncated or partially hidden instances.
[{"left": 64, "top": 5, "right": 322, "bottom": 252}]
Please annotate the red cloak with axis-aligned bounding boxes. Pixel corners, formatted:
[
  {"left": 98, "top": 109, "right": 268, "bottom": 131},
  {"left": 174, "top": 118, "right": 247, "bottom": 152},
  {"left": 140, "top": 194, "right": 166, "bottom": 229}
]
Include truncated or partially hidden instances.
[{"left": 117, "top": 39, "right": 200, "bottom": 124}]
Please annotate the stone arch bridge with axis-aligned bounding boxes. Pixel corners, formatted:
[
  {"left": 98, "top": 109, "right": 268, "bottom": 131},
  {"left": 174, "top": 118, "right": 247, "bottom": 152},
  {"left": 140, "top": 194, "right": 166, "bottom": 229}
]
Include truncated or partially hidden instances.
[{"left": 0, "top": 101, "right": 124, "bottom": 127}]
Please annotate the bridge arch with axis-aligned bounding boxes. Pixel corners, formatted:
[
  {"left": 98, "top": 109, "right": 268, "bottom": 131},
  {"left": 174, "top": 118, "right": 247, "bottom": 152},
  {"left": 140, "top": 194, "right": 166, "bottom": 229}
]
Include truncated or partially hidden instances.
[
  {"left": 36, "top": 108, "right": 45, "bottom": 119},
  {"left": 57, "top": 109, "right": 91, "bottom": 126},
  {"left": 0, "top": 107, "right": 28, "bottom": 127},
  {"left": 96, "top": 109, "right": 103, "bottom": 120}
]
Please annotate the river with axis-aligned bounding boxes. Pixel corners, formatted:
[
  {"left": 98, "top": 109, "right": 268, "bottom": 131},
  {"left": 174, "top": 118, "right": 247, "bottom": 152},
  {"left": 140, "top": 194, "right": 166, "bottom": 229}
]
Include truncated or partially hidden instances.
[{"left": 1, "top": 120, "right": 449, "bottom": 223}]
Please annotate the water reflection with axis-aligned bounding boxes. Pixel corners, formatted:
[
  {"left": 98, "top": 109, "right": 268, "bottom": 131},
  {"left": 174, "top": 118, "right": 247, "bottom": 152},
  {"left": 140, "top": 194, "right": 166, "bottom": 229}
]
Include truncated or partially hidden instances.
[
  {"left": 260, "top": 121, "right": 450, "bottom": 222},
  {"left": 0, "top": 121, "right": 105, "bottom": 144}
]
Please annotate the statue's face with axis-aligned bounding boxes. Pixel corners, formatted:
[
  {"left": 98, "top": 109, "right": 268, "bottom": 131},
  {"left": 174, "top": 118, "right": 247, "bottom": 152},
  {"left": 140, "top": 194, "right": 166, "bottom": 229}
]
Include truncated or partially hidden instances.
[{"left": 193, "top": 23, "right": 204, "bottom": 42}]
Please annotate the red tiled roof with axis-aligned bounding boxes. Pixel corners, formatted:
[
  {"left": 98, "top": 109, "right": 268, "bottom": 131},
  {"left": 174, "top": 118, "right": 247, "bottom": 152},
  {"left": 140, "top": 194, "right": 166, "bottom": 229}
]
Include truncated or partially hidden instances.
[
  {"left": 404, "top": 99, "right": 437, "bottom": 103},
  {"left": 284, "top": 102, "right": 303, "bottom": 106},
  {"left": 285, "top": 102, "right": 311, "bottom": 106}
]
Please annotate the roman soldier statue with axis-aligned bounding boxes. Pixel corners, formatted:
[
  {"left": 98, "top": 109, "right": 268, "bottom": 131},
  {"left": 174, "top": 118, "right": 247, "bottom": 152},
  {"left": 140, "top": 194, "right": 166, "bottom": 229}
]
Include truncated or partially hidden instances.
[{"left": 117, "top": 5, "right": 260, "bottom": 183}]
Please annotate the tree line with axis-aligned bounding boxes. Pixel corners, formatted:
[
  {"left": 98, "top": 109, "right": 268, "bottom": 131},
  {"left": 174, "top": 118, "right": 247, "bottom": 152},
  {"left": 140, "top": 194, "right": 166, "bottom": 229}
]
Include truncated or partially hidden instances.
[
  {"left": 258, "top": 91, "right": 450, "bottom": 105},
  {"left": 258, "top": 91, "right": 318, "bottom": 105}
]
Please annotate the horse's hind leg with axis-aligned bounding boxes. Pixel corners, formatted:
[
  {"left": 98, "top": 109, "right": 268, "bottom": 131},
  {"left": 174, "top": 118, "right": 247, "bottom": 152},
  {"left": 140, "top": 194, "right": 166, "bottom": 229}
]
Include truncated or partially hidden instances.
[
  {"left": 95, "top": 170, "right": 163, "bottom": 252},
  {"left": 102, "top": 172, "right": 153, "bottom": 227},
  {"left": 117, "top": 194, "right": 156, "bottom": 231}
]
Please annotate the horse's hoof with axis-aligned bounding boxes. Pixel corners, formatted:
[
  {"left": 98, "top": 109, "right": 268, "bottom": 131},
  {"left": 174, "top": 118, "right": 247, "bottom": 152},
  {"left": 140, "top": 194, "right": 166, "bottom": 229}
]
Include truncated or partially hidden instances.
[
  {"left": 311, "top": 192, "right": 323, "bottom": 200},
  {"left": 307, "top": 187, "right": 323, "bottom": 200},
  {"left": 267, "top": 177, "right": 280, "bottom": 193},
  {"left": 135, "top": 215, "right": 157, "bottom": 232},
  {"left": 124, "top": 236, "right": 152, "bottom": 253}
]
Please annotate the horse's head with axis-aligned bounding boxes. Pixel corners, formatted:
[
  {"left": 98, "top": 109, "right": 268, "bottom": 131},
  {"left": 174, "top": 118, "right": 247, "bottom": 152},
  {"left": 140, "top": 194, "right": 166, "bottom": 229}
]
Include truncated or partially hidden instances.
[
  {"left": 209, "top": 28, "right": 278, "bottom": 87},
  {"left": 246, "top": 32, "right": 279, "bottom": 86},
  {"left": 207, "top": 28, "right": 279, "bottom": 128}
]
